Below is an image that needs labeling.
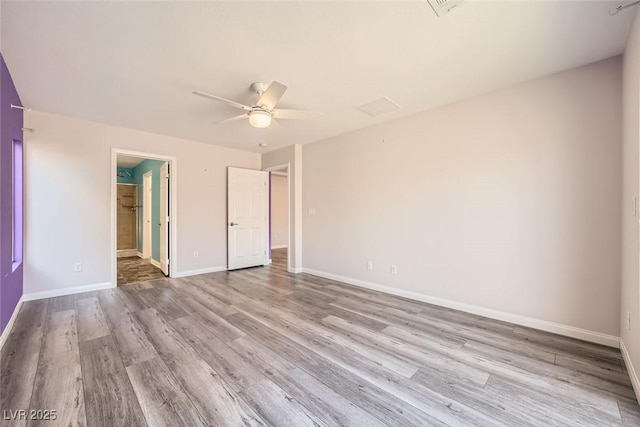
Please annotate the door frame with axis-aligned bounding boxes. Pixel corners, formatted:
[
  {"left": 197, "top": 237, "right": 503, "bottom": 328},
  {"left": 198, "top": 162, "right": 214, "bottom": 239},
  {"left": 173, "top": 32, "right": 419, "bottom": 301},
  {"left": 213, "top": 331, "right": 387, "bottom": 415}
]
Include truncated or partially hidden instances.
[
  {"left": 142, "top": 171, "right": 152, "bottom": 259},
  {"left": 111, "top": 149, "right": 178, "bottom": 286},
  {"left": 159, "top": 162, "right": 170, "bottom": 275},
  {"left": 264, "top": 163, "right": 291, "bottom": 272}
]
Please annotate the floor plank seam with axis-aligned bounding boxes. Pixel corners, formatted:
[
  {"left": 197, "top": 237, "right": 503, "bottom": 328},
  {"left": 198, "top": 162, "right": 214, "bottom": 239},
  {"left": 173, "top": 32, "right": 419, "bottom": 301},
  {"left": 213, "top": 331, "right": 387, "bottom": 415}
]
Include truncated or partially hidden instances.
[{"left": 25, "top": 300, "right": 51, "bottom": 424}]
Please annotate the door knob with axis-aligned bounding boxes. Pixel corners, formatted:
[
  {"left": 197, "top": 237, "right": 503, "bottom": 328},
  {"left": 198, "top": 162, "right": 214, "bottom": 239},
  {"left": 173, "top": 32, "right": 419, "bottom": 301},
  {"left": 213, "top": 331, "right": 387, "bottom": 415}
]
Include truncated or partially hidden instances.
[{"left": 230, "top": 222, "right": 238, "bottom": 226}]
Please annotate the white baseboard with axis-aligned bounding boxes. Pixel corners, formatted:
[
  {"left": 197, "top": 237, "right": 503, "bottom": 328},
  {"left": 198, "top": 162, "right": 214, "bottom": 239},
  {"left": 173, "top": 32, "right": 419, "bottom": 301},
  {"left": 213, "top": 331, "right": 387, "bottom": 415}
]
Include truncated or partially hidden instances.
[
  {"left": 289, "top": 267, "right": 303, "bottom": 274},
  {"left": 302, "top": 268, "right": 620, "bottom": 348},
  {"left": 0, "top": 296, "right": 25, "bottom": 352},
  {"left": 621, "top": 340, "right": 640, "bottom": 403},
  {"left": 271, "top": 245, "right": 288, "bottom": 250},
  {"left": 173, "top": 265, "right": 227, "bottom": 278},
  {"left": 22, "top": 282, "right": 115, "bottom": 302},
  {"left": 137, "top": 252, "right": 144, "bottom": 258},
  {"left": 150, "top": 259, "right": 161, "bottom": 269},
  {"left": 1, "top": 281, "right": 114, "bottom": 350},
  {"left": 117, "top": 249, "right": 138, "bottom": 258}
]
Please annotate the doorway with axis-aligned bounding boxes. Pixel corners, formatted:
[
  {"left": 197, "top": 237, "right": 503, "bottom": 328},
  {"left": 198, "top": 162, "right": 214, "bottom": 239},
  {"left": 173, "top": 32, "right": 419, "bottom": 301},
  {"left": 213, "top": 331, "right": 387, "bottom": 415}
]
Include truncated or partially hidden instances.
[
  {"left": 113, "top": 151, "right": 175, "bottom": 286},
  {"left": 116, "top": 183, "right": 138, "bottom": 258},
  {"left": 266, "top": 164, "right": 290, "bottom": 270}
]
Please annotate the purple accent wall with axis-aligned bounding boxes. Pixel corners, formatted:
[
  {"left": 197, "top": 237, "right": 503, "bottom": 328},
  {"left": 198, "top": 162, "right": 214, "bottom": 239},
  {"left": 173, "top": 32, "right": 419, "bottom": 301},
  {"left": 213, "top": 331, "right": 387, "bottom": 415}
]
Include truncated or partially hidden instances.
[{"left": 1, "top": 54, "right": 24, "bottom": 335}]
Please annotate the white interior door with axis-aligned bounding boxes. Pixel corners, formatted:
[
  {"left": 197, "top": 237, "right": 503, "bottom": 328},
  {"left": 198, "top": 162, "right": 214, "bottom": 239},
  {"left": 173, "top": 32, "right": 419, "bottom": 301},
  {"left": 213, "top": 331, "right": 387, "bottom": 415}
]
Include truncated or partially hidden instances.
[
  {"left": 142, "top": 172, "right": 152, "bottom": 259},
  {"left": 228, "top": 167, "right": 268, "bottom": 270},
  {"left": 159, "top": 162, "right": 169, "bottom": 275}
]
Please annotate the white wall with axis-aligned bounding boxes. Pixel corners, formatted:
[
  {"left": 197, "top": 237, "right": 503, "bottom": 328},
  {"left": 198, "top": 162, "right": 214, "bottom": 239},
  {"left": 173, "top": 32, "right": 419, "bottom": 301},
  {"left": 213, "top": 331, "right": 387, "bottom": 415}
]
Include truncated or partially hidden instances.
[
  {"left": 24, "top": 111, "right": 259, "bottom": 294},
  {"left": 263, "top": 145, "right": 303, "bottom": 272},
  {"left": 302, "top": 57, "right": 622, "bottom": 339},
  {"left": 270, "top": 174, "right": 288, "bottom": 249},
  {"left": 620, "top": 8, "right": 640, "bottom": 399}
]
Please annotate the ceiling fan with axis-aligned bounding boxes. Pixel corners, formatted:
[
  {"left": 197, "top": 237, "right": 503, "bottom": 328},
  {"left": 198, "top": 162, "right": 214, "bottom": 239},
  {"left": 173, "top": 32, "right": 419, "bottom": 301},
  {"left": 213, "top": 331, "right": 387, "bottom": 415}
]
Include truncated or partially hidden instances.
[{"left": 193, "top": 81, "right": 321, "bottom": 129}]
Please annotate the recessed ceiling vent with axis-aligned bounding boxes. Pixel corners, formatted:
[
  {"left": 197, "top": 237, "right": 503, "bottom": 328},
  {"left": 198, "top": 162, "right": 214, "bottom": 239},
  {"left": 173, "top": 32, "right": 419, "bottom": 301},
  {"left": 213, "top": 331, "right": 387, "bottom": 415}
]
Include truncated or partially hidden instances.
[
  {"left": 427, "top": 0, "right": 465, "bottom": 17},
  {"left": 355, "top": 97, "right": 401, "bottom": 117}
]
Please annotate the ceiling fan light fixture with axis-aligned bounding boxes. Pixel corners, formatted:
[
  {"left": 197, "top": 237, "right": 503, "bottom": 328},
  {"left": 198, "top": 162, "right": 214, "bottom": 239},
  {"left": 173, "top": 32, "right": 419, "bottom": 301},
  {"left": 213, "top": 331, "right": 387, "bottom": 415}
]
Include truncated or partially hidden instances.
[{"left": 249, "top": 110, "right": 272, "bottom": 128}]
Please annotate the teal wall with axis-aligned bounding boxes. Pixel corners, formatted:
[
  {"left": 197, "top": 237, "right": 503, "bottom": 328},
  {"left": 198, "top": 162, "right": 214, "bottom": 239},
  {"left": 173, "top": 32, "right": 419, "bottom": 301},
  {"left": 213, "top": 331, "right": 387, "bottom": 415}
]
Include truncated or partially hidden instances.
[
  {"left": 117, "top": 167, "right": 136, "bottom": 184},
  {"left": 134, "top": 160, "right": 166, "bottom": 262}
]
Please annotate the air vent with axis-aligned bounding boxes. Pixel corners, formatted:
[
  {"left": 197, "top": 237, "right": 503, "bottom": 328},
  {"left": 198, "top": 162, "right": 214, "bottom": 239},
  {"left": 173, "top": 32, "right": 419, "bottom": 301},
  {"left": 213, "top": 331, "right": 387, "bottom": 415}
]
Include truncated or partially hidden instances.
[
  {"left": 355, "top": 97, "right": 401, "bottom": 117},
  {"left": 427, "top": 0, "right": 465, "bottom": 17}
]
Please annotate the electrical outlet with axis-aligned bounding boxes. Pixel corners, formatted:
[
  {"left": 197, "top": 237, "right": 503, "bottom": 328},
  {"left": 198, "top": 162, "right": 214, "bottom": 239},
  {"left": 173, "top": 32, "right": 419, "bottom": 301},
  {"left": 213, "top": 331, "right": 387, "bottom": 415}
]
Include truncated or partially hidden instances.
[
  {"left": 391, "top": 265, "right": 398, "bottom": 275},
  {"left": 628, "top": 311, "right": 631, "bottom": 331},
  {"left": 367, "top": 261, "right": 373, "bottom": 271},
  {"left": 193, "top": 251, "right": 199, "bottom": 259},
  {"left": 633, "top": 198, "right": 638, "bottom": 216},
  {"left": 308, "top": 208, "right": 316, "bottom": 216},
  {"left": 73, "top": 262, "right": 82, "bottom": 272}
]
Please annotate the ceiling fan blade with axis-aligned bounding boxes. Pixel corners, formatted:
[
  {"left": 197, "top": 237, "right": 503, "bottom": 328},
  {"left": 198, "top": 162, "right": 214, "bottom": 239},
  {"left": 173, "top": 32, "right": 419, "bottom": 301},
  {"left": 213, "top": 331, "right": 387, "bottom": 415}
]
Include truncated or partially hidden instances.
[
  {"left": 257, "top": 81, "right": 287, "bottom": 110},
  {"left": 211, "top": 113, "right": 249, "bottom": 125},
  {"left": 193, "top": 90, "right": 252, "bottom": 111},
  {"left": 272, "top": 109, "right": 322, "bottom": 120}
]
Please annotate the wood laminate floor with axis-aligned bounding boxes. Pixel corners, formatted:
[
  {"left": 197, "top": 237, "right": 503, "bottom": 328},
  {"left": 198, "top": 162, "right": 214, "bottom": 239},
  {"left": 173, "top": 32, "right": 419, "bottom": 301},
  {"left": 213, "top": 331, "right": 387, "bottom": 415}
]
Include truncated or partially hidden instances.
[
  {"left": 2, "top": 248, "right": 639, "bottom": 426},
  {"left": 117, "top": 256, "right": 166, "bottom": 286}
]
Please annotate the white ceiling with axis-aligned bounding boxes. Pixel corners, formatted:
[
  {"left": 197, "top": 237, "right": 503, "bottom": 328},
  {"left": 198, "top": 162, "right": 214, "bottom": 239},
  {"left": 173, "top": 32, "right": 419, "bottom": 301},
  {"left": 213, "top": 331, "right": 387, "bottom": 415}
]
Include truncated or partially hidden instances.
[{"left": 1, "top": 1, "right": 635, "bottom": 153}]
